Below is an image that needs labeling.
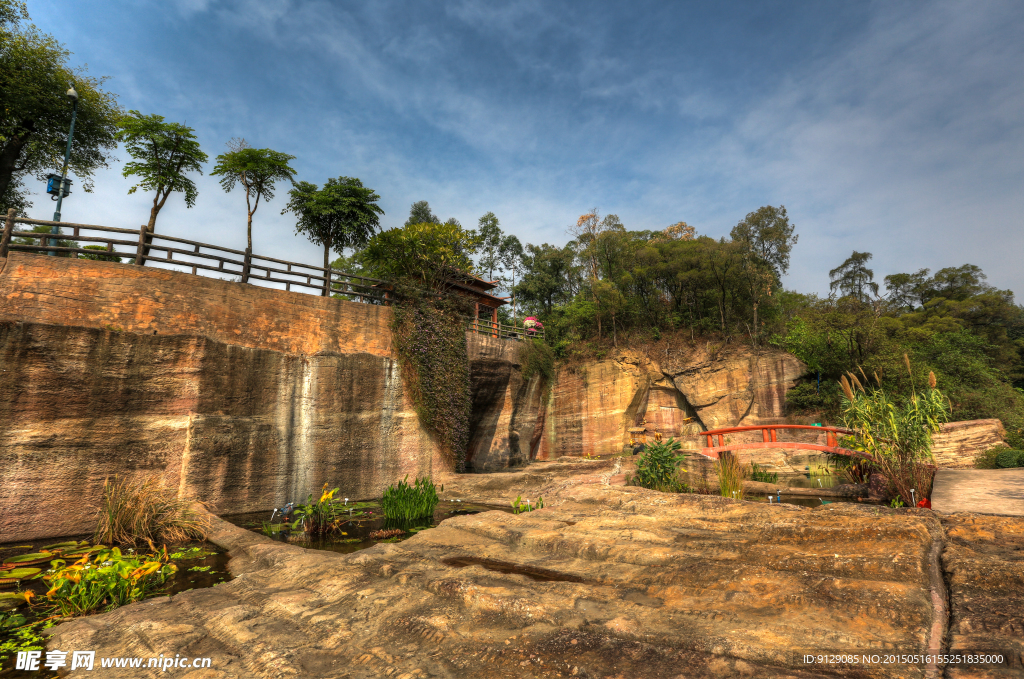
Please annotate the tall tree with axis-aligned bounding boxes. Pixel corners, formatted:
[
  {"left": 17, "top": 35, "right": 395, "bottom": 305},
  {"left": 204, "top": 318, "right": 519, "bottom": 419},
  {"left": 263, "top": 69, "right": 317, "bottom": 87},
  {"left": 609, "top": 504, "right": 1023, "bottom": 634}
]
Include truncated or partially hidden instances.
[
  {"left": 115, "top": 111, "right": 207, "bottom": 233},
  {"left": 0, "top": 0, "right": 122, "bottom": 214},
  {"left": 884, "top": 269, "right": 930, "bottom": 311},
  {"left": 210, "top": 139, "right": 295, "bottom": 252},
  {"left": 498, "top": 233, "right": 524, "bottom": 318},
  {"left": 406, "top": 200, "right": 439, "bottom": 226},
  {"left": 283, "top": 176, "right": 384, "bottom": 296},
  {"left": 729, "top": 205, "right": 798, "bottom": 277},
  {"left": 730, "top": 206, "right": 797, "bottom": 343},
  {"left": 476, "top": 211, "right": 504, "bottom": 280},
  {"left": 830, "top": 251, "right": 879, "bottom": 302}
]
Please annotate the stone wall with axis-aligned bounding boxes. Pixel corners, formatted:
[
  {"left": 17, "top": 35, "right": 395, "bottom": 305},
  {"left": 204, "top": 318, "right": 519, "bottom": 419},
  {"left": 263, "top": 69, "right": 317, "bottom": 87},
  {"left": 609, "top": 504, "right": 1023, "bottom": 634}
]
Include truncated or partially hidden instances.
[{"left": 0, "top": 254, "right": 545, "bottom": 541}]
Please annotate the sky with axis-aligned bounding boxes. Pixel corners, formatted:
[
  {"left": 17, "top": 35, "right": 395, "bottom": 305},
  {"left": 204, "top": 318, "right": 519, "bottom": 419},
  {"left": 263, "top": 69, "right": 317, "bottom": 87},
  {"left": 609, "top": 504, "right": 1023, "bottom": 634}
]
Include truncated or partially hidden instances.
[{"left": 20, "top": 0, "right": 1024, "bottom": 298}]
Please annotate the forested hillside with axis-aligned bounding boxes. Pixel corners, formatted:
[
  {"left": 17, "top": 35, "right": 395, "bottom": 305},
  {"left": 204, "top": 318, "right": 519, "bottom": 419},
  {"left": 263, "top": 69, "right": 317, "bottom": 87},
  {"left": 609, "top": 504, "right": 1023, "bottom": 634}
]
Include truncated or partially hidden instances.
[{"left": 505, "top": 207, "right": 1024, "bottom": 446}]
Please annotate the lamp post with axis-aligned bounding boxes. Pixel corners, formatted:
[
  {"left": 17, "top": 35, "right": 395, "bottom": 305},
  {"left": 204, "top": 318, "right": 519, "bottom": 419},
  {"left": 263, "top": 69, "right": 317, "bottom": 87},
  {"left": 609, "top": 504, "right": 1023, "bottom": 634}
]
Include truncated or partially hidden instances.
[{"left": 48, "top": 86, "right": 78, "bottom": 255}]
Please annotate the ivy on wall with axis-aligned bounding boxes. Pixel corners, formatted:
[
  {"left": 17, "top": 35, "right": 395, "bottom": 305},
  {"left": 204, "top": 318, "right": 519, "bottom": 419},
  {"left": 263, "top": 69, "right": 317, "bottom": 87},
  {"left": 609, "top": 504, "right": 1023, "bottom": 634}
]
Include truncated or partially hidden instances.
[
  {"left": 391, "top": 294, "right": 473, "bottom": 471},
  {"left": 519, "top": 338, "right": 555, "bottom": 404}
]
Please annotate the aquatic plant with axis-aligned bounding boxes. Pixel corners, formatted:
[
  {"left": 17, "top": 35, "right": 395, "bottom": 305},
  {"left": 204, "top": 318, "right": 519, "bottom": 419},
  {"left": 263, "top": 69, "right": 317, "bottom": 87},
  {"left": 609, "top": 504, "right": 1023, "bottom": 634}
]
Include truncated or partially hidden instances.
[
  {"left": 748, "top": 462, "right": 778, "bottom": 484},
  {"left": 630, "top": 438, "right": 689, "bottom": 493},
  {"left": 716, "top": 453, "right": 744, "bottom": 500},
  {"left": 381, "top": 476, "right": 441, "bottom": 521},
  {"left": 95, "top": 475, "right": 210, "bottom": 546},
  {"left": 293, "top": 483, "right": 344, "bottom": 534},
  {"left": 42, "top": 546, "right": 176, "bottom": 617},
  {"left": 0, "top": 608, "right": 52, "bottom": 666},
  {"left": 511, "top": 495, "right": 544, "bottom": 514}
]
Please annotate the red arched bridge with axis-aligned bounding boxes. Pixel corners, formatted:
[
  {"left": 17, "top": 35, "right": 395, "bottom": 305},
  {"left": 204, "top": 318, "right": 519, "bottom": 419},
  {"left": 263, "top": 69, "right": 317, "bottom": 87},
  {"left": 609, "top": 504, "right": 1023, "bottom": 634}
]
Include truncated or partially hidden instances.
[{"left": 694, "top": 424, "right": 871, "bottom": 461}]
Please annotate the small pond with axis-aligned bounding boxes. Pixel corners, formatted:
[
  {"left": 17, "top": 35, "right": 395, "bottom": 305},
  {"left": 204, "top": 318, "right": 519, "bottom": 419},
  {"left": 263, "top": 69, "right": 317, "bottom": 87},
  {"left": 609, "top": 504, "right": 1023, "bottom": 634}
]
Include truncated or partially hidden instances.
[
  {"left": 747, "top": 494, "right": 877, "bottom": 508},
  {"left": 222, "top": 500, "right": 514, "bottom": 554},
  {"left": 0, "top": 537, "right": 230, "bottom": 679}
]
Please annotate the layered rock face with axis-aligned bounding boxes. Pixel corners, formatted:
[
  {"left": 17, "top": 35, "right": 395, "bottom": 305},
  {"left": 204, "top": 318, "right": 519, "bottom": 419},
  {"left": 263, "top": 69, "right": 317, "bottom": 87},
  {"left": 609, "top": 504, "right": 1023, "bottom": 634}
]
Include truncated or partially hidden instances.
[
  {"left": 48, "top": 464, "right": 1023, "bottom": 678},
  {"left": 932, "top": 419, "right": 1008, "bottom": 468},
  {"left": 0, "top": 255, "right": 545, "bottom": 541},
  {"left": 538, "top": 344, "right": 807, "bottom": 459}
]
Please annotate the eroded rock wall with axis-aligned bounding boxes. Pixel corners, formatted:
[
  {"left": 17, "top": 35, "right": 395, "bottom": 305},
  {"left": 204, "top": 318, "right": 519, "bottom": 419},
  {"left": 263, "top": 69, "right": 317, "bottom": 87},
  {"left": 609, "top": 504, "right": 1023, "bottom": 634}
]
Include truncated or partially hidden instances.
[{"left": 0, "top": 254, "right": 546, "bottom": 541}]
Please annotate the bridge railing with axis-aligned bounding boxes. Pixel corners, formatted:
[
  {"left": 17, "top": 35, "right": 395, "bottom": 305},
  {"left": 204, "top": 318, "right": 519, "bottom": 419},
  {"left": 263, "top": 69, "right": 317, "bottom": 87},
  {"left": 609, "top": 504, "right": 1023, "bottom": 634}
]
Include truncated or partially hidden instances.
[
  {"left": 465, "top": 316, "right": 545, "bottom": 341},
  {"left": 697, "top": 424, "right": 867, "bottom": 460},
  {"left": 1, "top": 215, "right": 388, "bottom": 303}
]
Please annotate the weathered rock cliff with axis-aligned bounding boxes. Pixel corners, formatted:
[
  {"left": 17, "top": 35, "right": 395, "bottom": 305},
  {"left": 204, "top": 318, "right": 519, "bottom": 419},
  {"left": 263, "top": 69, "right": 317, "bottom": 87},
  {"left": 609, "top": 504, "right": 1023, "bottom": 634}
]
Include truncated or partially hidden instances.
[{"left": 0, "top": 254, "right": 546, "bottom": 541}]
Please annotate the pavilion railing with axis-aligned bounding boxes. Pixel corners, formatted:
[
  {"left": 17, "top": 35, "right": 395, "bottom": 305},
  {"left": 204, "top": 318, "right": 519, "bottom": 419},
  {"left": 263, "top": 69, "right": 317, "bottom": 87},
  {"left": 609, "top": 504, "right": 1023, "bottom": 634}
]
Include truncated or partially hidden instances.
[
  {"left": 466, "top": 316, "right": 545, "bottom": 341},
  {"left": 0, "top": 214, "right": 387, "bottom": 304}
]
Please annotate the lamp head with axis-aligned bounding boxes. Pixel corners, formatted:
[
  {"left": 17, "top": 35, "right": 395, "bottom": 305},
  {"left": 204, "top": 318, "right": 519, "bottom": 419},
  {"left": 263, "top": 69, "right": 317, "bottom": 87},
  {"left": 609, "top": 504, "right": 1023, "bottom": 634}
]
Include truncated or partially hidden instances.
[{"left": 66, "top": 87, "right": 78, "bottom": 102}]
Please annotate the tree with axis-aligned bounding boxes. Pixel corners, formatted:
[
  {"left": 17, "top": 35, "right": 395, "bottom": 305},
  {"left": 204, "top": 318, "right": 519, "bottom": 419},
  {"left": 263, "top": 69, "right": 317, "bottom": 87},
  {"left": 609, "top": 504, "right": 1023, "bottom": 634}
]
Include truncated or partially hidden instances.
[
  {"left": 729, "top": 205, "right": 798, "bottom": 277},
  {"left": 884, "top": 269, "right": 930, "bottom": 311},
  {"left": 476, "top": 211, "right": 503, "bottom": 281},
  {"left": 360, "top": 221, "right": 482, "bottom": 292},
  {"left": 0, "top": 1, "right": 122, "bottom": 215},
  {"left": 283, "top": 176, "right": 384, "bottom": 296},
  {"left": 210, "top": 139, "right": 295, "bottom": 252},
  {"left": 406, "top": 200, "right": 439, "bottom": 226},
  {"left": 830, "top": 251, "right": 878, "bottom": 302},
  {"left": 115, "top": 111, "right": 207, "bottom": 233},
  {"left": 499, "top": 233, "right": 524, "bottom": 318}
]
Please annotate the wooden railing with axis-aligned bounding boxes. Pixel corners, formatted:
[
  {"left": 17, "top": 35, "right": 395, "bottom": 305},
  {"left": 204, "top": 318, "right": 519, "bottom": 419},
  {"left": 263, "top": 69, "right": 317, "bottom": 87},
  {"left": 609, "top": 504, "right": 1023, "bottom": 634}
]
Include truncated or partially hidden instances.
[
  {"left": 0, "top": 214, "right": 386, "bottom": 303},
  {"left": 466, "top": 316, "right": 545, "bottom": 341}
]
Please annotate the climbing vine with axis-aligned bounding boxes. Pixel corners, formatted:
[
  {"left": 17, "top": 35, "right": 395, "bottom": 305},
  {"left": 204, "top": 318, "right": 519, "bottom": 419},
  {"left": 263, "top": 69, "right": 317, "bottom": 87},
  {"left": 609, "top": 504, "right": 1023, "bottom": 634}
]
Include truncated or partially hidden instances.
[
  {"left": 518, "top": 338, "right": 555, "bottom": 403},
  {"left": 391, "top": 294, "right": 473, "bottom": 471}
]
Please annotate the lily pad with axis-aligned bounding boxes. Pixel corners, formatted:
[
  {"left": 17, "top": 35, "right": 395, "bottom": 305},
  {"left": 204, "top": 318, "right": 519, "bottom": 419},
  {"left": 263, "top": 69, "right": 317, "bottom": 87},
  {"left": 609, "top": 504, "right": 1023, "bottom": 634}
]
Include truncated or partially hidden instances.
[
  {"left": 41, "top": 540, "right": 90, "bottom": 552},
  {"left": 0, "top": 568, "right": 42, "bottom": 589},
  {"left": 1, "top": 553, "right": 57, "bottom": 568},
  {"left": 0, "top": 592, "right": 32, "bottom": 611}
]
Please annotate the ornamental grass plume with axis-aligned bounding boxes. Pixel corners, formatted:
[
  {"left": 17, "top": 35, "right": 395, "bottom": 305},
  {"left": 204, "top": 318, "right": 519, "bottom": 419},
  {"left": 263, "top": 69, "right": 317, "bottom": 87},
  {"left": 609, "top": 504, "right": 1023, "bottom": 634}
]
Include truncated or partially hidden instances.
[{"left": 838, "top": 360, "right": 950, "bottom": 506}]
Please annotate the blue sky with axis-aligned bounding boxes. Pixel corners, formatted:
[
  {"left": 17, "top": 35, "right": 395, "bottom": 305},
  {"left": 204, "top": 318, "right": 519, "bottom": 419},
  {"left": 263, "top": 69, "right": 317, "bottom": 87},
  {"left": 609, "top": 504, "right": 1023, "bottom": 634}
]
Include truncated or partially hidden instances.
[{"left": 23, "top": 0, "right": 1024, "bottom": 297}]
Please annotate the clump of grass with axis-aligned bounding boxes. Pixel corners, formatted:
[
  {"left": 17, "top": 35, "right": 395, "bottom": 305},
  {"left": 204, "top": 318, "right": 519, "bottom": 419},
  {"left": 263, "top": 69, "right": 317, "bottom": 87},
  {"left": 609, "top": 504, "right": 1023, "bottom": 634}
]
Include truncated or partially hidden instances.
[
  {"left": 748, "top": 462, "right": 778, "bottom": 484},
  {"left": 381, "top": 476, "right": 441, "bottom": 521},
  {"left": 94, "top": 476, "right": 210, "bottom": 546},
  {"left": 716, "top": 453, "right": 744, "bottom": 500}
]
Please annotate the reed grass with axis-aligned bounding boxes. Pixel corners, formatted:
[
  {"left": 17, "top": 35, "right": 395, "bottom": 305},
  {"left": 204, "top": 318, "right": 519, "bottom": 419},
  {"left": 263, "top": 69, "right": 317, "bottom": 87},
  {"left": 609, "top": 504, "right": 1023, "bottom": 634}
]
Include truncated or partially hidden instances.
[
  {"left": 94, "top": 476, "right": 210, "bottom": 546},
  {"left": 716, "top": 453, "right": 744, "bottom": 500}
]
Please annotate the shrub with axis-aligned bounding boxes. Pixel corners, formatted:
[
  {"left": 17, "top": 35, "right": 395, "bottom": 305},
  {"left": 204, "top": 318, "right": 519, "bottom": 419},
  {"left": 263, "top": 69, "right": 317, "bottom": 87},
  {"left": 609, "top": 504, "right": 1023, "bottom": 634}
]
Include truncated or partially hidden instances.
[
  {"left": 95, "top": 476, "right": 210, "bottom": 546},
  {"left": 974, "top": 446, "right": 1003, "bottom": 469},
  {"left": 293, "top": 483, "right": 344, "bottom": 534},
  {"left": 630, "top": 438, "right": 688, "bottom": 492},
  {"left": 381, "top": 476, "right": 441, "bottom": 522},
  {"left": 749, "top": 462, "right": 778, "bottom": 484},
  {"left": 995, "top": 448, "right": 1023, "bottom": 469}
]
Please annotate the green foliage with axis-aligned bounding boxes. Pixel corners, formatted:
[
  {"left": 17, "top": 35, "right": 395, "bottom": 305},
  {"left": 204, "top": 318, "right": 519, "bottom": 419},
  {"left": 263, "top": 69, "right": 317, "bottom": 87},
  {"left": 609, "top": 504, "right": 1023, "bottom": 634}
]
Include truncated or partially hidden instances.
[
  {"left": 41, "top": 546, "right": 176, "bottom": 616},
  {"left": 0, "top": 612, "right": 55, "bottom": 666},
  {"left": 391, "top": 296, "right": 473, "bottom": 468},
  {"left": 716, "top": 453, "right": 744, "bottom": 499},
  {"left": 974, "top": 446, "right": 1004, "bottom": 469},
  {"left": 115, "top": 110, "right": 207, "bottom": 231},
  {"left": 830, "top": 251, "right": 879, "bottom": 302},
  {"left": 283, "top": 176, "right": 383, "bottom": 292},
  {"left": 80, "top": 244, "right": 122, "bottom": 262},
  {"left": 210, "top": 139, "right": 296, "bottom": 250},
  {"left": 839, "top": 365, "right": 950, "bottom": 505},
  {"left": 11, "top": 223, "right": 79, "bottom": 256},
  {"left": 749, "top": 462, "right": 778, "bottom": 483},
  {"left": 631, "top": 438, "right": 689, "bottom": 492},
  {"left": 995, "top": 448, "right": 1024, "bottom": 468},
  {"left": 361, "top": 221, "right": 482, "bottom": 292},
  {"left": 292, "top": 483, "right": 345, "bottom": 534},
  {"left": 510, "top": 495, "right": 544, "bottom": 514},
  {"left": 381, "top": 476, "right": 441, "bottom": 521},
  {"left": 0, "top": 1, "right": 122, "bottom": 214},
  {"left": 519, "top": 338, "right": 555, "bottom": 401}
]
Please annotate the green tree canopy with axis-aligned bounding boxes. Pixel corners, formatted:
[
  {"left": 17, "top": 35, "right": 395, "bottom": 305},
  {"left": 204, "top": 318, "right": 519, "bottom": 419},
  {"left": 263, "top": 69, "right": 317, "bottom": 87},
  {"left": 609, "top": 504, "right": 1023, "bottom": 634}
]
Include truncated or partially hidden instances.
[
  {"left": 210, "top": 139, "right": 295, "bottom": 251},
  {"left": 0, "top": 0, "right": 122, "bottom": 215},
  {"left": 830, "top": 251, "right": 879, "bottom": 302},
  {"left": 476, "top": 211, "right": 503, "bottom": 281},
  {"left": 360, "top": 221, "right": 482, "bottom": 293},
  {"left": 115, "top": 111, "right": 207, "bottom": 233},
  {"left": 283, "top": 176, "right": 384, "bottom": 296},
  {"left": 406, "top": 200, "right": 439, "bottom": 226},
  {"left": 729, "top": 205, "right": 798, "bottom": 277}
]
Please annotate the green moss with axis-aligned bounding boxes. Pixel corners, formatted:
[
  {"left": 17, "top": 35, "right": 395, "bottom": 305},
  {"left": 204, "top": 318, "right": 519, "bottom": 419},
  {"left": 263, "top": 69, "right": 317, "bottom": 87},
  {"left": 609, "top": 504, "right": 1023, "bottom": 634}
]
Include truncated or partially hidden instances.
[{"left": 519, "top": 338, "right": 555, "bottom": 402}]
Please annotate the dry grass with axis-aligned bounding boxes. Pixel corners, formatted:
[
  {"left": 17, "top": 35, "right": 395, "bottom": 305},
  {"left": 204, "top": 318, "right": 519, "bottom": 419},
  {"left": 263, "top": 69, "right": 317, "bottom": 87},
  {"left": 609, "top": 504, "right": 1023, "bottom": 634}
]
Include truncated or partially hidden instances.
[{"left": 94, "top": 475, "right": 210, "bottom": 546}]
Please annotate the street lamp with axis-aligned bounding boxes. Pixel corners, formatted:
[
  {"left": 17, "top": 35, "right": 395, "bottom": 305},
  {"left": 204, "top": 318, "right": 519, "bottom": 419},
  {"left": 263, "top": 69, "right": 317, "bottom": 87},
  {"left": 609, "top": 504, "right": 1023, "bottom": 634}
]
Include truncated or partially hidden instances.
[{"left": 47, "top": 86, "right": 78, "bottom": 255}]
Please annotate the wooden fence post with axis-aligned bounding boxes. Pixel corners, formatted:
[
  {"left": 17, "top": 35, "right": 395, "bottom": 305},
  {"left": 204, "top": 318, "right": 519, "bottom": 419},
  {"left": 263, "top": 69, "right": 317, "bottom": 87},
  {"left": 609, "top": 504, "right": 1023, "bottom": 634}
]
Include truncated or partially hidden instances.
[
  {"left": 0, "top": 208, "right": 14, "bottom": 258},
  {"left": 135, "top": 224, "right": 148, "bottom": 266},
  {"left": 241, "top": 247, "right": 251, "bottom": 284}
]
